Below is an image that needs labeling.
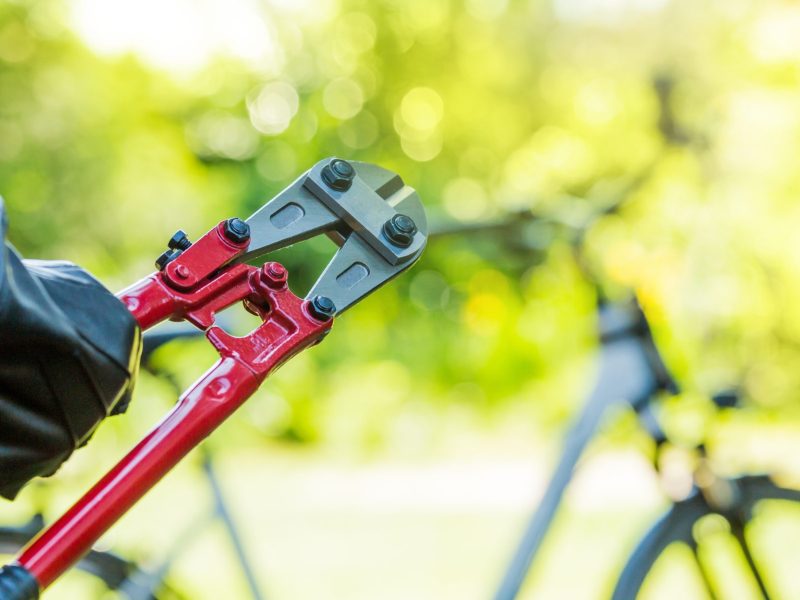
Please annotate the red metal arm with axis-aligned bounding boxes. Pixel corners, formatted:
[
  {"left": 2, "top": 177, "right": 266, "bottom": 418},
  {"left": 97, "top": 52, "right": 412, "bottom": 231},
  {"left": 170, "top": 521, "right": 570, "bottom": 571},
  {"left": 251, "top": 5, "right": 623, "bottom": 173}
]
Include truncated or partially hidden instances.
[
  {"left": 14, "top": 223, "right": 332, "bottom": 591},
  {"left": 118, "top": 220, "right": 253, "bottom": 330}
]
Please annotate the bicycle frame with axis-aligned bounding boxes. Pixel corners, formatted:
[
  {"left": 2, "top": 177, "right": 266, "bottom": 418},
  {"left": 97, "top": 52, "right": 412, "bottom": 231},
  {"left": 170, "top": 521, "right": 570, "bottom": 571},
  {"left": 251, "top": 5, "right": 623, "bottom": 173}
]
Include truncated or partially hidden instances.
[{"left": 493, "top": 299, "right": 677, "bottom": 600}]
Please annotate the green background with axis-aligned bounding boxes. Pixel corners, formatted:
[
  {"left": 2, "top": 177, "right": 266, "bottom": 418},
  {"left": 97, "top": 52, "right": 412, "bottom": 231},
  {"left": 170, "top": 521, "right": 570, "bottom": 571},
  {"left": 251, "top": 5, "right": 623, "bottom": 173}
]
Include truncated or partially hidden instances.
[{"left": 2, "top": 0, "right": 800, "bottom": 598}]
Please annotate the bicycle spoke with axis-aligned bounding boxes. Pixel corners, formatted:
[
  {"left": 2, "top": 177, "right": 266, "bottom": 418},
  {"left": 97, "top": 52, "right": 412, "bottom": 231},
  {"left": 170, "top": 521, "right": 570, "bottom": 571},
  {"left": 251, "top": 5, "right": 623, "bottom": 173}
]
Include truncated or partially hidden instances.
[
  {"left": 689, "top": 540, "right": 718, "bottom": 600},
  {"left": 729, "top": 521, "right": 771, "bottom": 600}
]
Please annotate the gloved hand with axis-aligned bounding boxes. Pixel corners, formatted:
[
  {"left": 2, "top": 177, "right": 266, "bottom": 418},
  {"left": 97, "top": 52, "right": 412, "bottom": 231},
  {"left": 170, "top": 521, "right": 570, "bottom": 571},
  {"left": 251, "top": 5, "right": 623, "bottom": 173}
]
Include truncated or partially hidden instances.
[{"left": 0, "top": 198, "right": 141, "bottom": 500}]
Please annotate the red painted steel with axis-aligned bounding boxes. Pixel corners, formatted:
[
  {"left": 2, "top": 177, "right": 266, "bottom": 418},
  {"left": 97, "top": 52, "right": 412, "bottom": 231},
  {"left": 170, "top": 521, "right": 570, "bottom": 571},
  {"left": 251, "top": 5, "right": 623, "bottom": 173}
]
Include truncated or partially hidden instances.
[
  {"left": 13, "top": 220, "right": 333, "bottom": 591},
  {"left": 117, "top": 221, "right": 251, "bottom": 330}
]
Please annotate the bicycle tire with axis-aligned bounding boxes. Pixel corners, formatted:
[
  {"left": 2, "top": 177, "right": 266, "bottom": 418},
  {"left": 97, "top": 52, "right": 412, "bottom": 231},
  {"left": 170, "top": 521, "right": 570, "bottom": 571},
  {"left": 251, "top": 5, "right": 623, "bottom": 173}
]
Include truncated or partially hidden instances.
[{"left": 611, "top": 475, "right": 800, "bottom": 600}]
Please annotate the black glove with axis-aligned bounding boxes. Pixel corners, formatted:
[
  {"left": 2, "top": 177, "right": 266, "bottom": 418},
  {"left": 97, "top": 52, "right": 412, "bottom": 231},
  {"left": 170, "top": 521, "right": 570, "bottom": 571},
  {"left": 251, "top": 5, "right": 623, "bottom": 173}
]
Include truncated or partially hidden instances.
[{"left": 0, "top": 198, "right": 141, "bottom": 500}]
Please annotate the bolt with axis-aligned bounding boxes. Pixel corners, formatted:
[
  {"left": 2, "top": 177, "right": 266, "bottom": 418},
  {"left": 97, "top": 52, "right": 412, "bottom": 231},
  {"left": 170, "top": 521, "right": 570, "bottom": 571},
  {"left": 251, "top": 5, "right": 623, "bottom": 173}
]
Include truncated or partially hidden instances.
[
  {"left": 174, "top": 265, "right": 190, "bottom": 279},
  {"left": 382, "top": 214, "right": 417, "bottom": 247},
  {"left": 321, "top": 159, "right": 355, "bottom": 191},
  {"left": 308, "top": 295, "right": 336, "bottom": 321},
  {"left": 155, "top": 249, "right": 175, "bottom": 271},
  {"left": 168, "top": 230, "right": 192, "bottom": 251},
  {"left": 224, "top": 218, "right": 250, "bottom": 244},
  {"left": 260, "top": 262, "right": 288, "bottom": 289}
]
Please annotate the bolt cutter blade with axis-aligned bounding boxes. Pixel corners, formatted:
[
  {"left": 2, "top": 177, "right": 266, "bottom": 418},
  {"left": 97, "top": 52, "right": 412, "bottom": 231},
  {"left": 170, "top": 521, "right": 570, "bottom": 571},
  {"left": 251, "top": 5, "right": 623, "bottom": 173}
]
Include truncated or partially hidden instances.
[{"left": 241, "top": 158, "right": 427, "bottom": 315}]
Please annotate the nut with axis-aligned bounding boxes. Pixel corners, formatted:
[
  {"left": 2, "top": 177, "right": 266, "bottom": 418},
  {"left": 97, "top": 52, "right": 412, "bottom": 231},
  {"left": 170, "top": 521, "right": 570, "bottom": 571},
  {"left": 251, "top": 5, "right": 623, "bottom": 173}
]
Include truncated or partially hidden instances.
[
  {"left": 260, "top": 262, "right": 288, "bottom": 289},
  {"left": 321, "top": 159, "right": 355, "bottom": 192},
  {"left": 382, "top": 214, "right": 417, "bottom": 247},
  {"left": 224, "top": 218, "right": 250, "bottom": 244},
  {"left": 308, "top": 295, "right": 336, "bottom": 321}
]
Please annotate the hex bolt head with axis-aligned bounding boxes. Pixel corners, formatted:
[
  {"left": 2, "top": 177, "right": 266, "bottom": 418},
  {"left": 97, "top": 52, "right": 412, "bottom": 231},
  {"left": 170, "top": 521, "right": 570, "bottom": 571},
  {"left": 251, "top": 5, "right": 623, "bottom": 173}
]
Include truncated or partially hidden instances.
[
  {"left": 321, "top": 159, "right": 355, "bottom": 191},
  {"left": 155, "top": 249, "right": 178, "bottom": 271},
  {"left": 260, "top": 262, "right": 288, "bottom": 289},
  {"left": 382, "top": 214, "right": 417, "bottom": 247},
  {"left": 224, "top": 218, "right": 250, "bottom": 244},
  {"left": 309, "top": 295, "right": 336, "bottom": 321},
  {"left": 168, "top": 230, "right": 192, "bottom": 251},
  {"left": 155, "top": 250, "right": 172, "bottom": 271}
]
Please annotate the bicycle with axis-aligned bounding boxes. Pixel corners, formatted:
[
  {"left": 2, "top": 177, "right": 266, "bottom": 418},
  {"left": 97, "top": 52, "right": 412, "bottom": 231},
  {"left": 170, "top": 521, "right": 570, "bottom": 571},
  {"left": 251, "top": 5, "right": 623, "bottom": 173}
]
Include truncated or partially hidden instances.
[
  {"left": 433, "top": 188, "right": 800, "bottom": 599},
  {"left": 494, "top": 295, "right": 800, "bottom": 600},
  {"left": 430, "top": 75, "right": 800, "bottom": 599},
  {"left": 0, "top": 158, "right": 428, "bottom": 599}
]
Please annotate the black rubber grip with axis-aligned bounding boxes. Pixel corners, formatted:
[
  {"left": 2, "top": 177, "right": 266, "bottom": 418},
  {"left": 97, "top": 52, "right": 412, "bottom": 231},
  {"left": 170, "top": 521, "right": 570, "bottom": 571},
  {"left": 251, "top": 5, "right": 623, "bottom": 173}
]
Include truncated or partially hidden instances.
[{"left": 0, "top": 565, "right": 39, "bottom": 600}]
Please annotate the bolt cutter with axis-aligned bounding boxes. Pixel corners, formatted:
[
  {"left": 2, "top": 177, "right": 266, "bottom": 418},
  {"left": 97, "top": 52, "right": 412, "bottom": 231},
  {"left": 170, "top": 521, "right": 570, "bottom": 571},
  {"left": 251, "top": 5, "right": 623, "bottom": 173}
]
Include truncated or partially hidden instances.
[{"left": 0, "top": 158, "right": 427, "bottom": 599}]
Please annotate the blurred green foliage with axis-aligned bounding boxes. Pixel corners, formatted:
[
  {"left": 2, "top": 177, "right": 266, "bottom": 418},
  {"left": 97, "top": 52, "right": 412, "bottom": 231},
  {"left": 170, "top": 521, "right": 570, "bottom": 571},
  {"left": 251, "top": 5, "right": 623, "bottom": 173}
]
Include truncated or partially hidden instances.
[
  {"left": 6, "top": 1, "right": 800, "bottom": 598},
  {"left": 1, "top": 0, "right": 800, "bottom": 471}
]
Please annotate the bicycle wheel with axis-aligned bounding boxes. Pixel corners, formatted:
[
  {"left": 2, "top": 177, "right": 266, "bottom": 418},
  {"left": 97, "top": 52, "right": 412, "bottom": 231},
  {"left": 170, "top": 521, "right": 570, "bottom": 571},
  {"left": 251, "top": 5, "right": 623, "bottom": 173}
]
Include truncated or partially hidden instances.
[
  {"left": 611, "top": 475, "right": 800, "bottom": 600},
  {"left": 0, "top": 515, "right": 183, "bottom": 600}
]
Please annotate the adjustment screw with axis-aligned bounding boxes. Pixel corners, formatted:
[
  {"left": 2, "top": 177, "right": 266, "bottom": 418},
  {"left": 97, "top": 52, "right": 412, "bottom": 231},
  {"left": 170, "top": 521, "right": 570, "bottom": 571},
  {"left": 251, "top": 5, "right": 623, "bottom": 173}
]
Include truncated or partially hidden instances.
[
  {"left": 321, "top": 159, "right": 355, "bottom": 191},
  {"left": 309, "top": 295, "right": 336, "bottom": 321},
  {"left": 168, "top": 230, "right": 192, "bottom": 251},
  {"left": 155, "top": 250, "right": 176, "bottom": 271},
  {"left": 224, "top": 218, "right": 250, "bottom": 244},
  {"left": 260, "top": 262, "right": 288, "bottom": 289},
  {"left": 382, "top": 214, "right": 417, "bottom": 247}
]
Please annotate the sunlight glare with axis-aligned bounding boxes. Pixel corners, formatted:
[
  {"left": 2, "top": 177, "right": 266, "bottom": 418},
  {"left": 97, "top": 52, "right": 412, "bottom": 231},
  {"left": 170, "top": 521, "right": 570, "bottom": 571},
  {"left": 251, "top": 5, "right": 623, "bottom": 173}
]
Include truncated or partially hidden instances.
[{"left": 69, "top": 0, "right": 283, "bottom": 75}]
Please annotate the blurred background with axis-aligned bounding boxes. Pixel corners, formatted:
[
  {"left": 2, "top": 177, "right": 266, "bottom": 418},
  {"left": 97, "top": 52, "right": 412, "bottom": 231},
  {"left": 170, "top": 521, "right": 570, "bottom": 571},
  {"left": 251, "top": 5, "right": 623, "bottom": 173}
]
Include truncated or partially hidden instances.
[{"left": 3, "top": 0, "right": 800, "bottom": 598}]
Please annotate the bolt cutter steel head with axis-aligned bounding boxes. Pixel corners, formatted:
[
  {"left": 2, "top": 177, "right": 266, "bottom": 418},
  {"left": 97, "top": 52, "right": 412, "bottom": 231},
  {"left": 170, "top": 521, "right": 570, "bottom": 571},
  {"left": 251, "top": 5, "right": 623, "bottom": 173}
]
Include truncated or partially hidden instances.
[{"left": 241, "top": 158, "right": 428, "bottom": 316}]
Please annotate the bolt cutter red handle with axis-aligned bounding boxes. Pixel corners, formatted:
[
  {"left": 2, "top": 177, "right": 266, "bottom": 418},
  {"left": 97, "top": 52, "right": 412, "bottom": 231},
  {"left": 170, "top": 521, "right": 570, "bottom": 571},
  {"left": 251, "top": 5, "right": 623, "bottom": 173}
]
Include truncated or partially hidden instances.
[
  {"left": 15, "top": 227, "right": 332, "bottom": 590},
  {"left": 0, "top": 158, "right": 426, "bottom": 598}
]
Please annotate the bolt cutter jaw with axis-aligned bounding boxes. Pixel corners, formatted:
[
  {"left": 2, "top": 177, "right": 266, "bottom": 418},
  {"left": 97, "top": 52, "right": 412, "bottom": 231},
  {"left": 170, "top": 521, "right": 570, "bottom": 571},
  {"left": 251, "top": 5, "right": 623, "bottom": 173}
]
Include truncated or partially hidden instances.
[
  {"left": 129, "top": 158, "right": 427, "bottom": 325},
  {"left": 242, "top": 158, "right": 427, "bottom": 315}
]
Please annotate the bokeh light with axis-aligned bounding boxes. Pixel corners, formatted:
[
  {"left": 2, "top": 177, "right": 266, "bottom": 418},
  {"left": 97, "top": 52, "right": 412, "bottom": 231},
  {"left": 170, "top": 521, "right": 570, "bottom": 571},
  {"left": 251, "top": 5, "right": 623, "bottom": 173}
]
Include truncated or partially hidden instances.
[{"left": 1, "top": 0, "right": 800, "bottom": 598}]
